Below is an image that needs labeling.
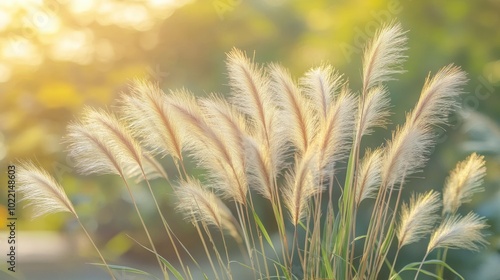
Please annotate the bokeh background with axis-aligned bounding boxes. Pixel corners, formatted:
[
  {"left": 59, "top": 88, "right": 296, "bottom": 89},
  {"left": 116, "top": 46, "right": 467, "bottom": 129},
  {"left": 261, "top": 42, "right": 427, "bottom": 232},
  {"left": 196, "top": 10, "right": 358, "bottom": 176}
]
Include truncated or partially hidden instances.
[{"left": 0, "top": 0, "right": 499, "bottom": 279}]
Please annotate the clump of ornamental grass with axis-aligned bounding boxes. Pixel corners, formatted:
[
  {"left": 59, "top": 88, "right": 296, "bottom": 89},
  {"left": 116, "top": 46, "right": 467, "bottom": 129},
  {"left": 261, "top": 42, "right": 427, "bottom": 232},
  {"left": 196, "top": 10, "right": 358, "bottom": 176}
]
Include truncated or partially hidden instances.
[{"left": 17, "top": 22, "right": 489, "bottom": 280}]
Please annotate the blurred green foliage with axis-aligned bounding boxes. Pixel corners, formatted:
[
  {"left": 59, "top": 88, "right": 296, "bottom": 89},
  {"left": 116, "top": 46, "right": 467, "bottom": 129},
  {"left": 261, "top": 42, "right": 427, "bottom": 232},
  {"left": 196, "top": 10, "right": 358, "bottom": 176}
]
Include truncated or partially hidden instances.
[{"left": 0, "top": 0, "right": 498, "bottom": 277}]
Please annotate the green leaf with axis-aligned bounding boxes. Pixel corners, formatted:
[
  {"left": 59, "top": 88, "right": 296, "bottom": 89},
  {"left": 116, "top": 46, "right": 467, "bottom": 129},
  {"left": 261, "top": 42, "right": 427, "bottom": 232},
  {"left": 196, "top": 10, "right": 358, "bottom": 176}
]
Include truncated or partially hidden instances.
[
  {"left": 229, "top": 260, "right": 254, "bottom": 272},
  {"left": 298, "top": 220, "right": 308, "bottom": 231},
  {"left": 353, "top": 235, "right": 366, "bottom": 242},
  {"left": 89, "top": 263, "right": 160, "bottom": 280},
  {"left": 252, "top": 208, "right": 275, "bottom": 252},
  {"left": 321, "top": 245, "right": 334, "bottom": 279},
  {"left": 415, "top": 269, "right": 441, "bottom": 279},
  {"left": 158, "top": 254, "right": 185, "bottom": 280},
  {"left": 396, "top": 260, "right": 464, "bottom": 280}
]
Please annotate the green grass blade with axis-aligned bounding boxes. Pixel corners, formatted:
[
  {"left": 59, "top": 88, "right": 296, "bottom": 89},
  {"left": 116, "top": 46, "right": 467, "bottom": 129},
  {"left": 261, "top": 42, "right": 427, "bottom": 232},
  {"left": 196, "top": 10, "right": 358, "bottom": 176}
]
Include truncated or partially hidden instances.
[
  {"left": 89, "top": 263, "right": 160, "bottom": 280},
  {"left": 252, "top": 208, "right": 275, "bottom": 252},
  {"left": 353, "top": 235, "right": 366, "bottom": 242},
  {"left": 321, "top": 244, "right": 334, "bottom": 279},
  {"left": 396, "top": 260, "right": 464, "bottom": 280},
  {"left": 298, "top": 220, "right": 308, "bottom": 231},
  {"left": 158, "top": 254, "right": 185, "bottom": 280}
]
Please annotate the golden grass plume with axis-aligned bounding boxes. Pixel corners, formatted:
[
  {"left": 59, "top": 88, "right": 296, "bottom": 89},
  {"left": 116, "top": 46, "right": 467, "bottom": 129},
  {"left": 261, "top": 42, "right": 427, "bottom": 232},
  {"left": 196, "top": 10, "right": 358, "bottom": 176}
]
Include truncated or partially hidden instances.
[
  {"left": 362, "top": 22, "right": 407, "bottom": 93},
  {"left": 443, "top": 153, "right": 486, "bottom": 214},
  {"left": 397, "top": 191, "right": 440, "bottom": 248},
  {"left": 120, "top": 80, "right": 183, "bottom": 160},
  {"left": 176, "top": 179, "right": 241, "bottom": 242},
  {"left": 300, "top": 65, "right": 343, "bottom": 122},
  {"left": 355, "top": 148, "right": 383, "bottom": 206},
  {"left": 18, "top": 161, "right": 77, "bottom": 219},
  {"left": 427, "top": 212, "right": 488, "bottom": 253}
]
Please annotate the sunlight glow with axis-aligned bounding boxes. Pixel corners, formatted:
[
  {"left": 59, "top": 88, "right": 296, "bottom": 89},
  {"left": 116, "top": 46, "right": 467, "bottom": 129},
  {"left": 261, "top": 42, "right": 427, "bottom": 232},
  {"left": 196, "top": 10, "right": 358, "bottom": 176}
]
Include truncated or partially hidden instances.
[
  {"left": 2, "top": 38, "right": 42, "bottom": 66},
  {"left": 49, "top": 29, "right": 93, "bottom": 64},
  {"left": 31, "top": 11, "right": 61, "bottom": 35},
  {"left": 0, "top": 63, "right": 12, "bottom": 83},
  {"left": 67, "top": 0, "right": 97, "bottom": 15},
  {"left": 0, "top": 0, "right": 190, "bottom": 82},
  {"left": 0, "top": 10, "right": 11, "bottom": 31}
]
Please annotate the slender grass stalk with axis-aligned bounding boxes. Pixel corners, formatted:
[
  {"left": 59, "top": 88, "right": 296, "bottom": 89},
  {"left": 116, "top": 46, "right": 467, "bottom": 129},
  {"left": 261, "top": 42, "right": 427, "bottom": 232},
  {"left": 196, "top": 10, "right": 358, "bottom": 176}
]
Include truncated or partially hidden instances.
[
  {"left": 77, "top": 219, "right": 116, "bottom": 280},
  {"left": 247, "top": 191, "right": 270, "bottom": 280},
  {"left": 121, "top": 176, "right": 168, "bottom": 279},
  {"left": 194, "top": 220, "right": 221, "bottom": 280},
  {"left": 139, "top": 170, "right": 190, "bottom": 279}
]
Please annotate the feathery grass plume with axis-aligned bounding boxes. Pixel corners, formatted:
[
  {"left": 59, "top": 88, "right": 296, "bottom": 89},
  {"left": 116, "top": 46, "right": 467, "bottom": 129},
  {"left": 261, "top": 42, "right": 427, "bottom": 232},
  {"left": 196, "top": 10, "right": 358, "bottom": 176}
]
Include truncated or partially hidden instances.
[
  {"left": 66, "top": 121, "right": 124, "bottom": 176},
  {"left": 83, "top": 108, "right": 144, "bottom": 168},
  {"left": 167, "top": 89, "right": 248, "bottom": 204},
  {"left": 427, "top": 212, "right": 488, "bottom": 253},
  {"left": 244, "top": 136, "right": 274, "bottom": 200},
  {"left": 355, "top": 148, "right": 383, "bottom": 206},
  {"left": 269, "top": 63, "right": 316, "bottom": 155},
  {"left": 176, "top": 179, "right": 241, "bottom": 242},
  {"left": 357, "top": 85, "right": 391, "bottom": 138},
  {"left": 125, "top": 153, "right": 168, "bottom": 183},
  {"left": 200, "top": 95, "right": 250, "bottom": 203},
  {"left": 67, "top": 108, "right": 157, "bottom": 179},
  {"left": 120, "top": 80, "right": 183, "bottom": 160},
  {"left": 166, "top": 88, "right": 229, "bottom": 161},
  {"left": 300, "top": 65, "right": 343, "bottom": 121},
  {"left": 67, "top": 107, "right": 148, "bottom": 178},
  {"left": 443, "top": 153, "right": 486, "bottom": 214},
  {"left": 143, "top": 153, "right": 169, "bottom": 180},
  {"left": 409, "top": 65, "right": 467, "bottom": 128},
  {"left": 226, "top": 48, "right": 286, "bottom": 187},
  {"left": 18, "top": 162, "right": 117, "bottom": 280},
  {"left": 226, "top": 48, "right": 273, "bottom": 135},
  {"left": 85, "top": 108, "right": 169, "bottom": 183},
  {"left": 381, "top": 122, "right": 432, "bottom": 188},
  {"left": 243, "top": 108, "right": 287, "bottom": 199},
  {"left": 314, "top": 85, "right": 357, "bottom": 174},
  {"left": 283, "top": 149, "right": 320, "bottom": 225},
  {"left": 362, "top": 22, "right": 407, "bottom": 94},
  {"left": 396, "top": 191, "right": 440, "bottom": 248},
  {"left": 199, "top": 95, "right": 249, "bottom": 165},
  {"left": 382, "top": 66, "right": 467, "bottom": 187},
  {"left": 17, "top": 161, "right": 77, "bottom": 219}
]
